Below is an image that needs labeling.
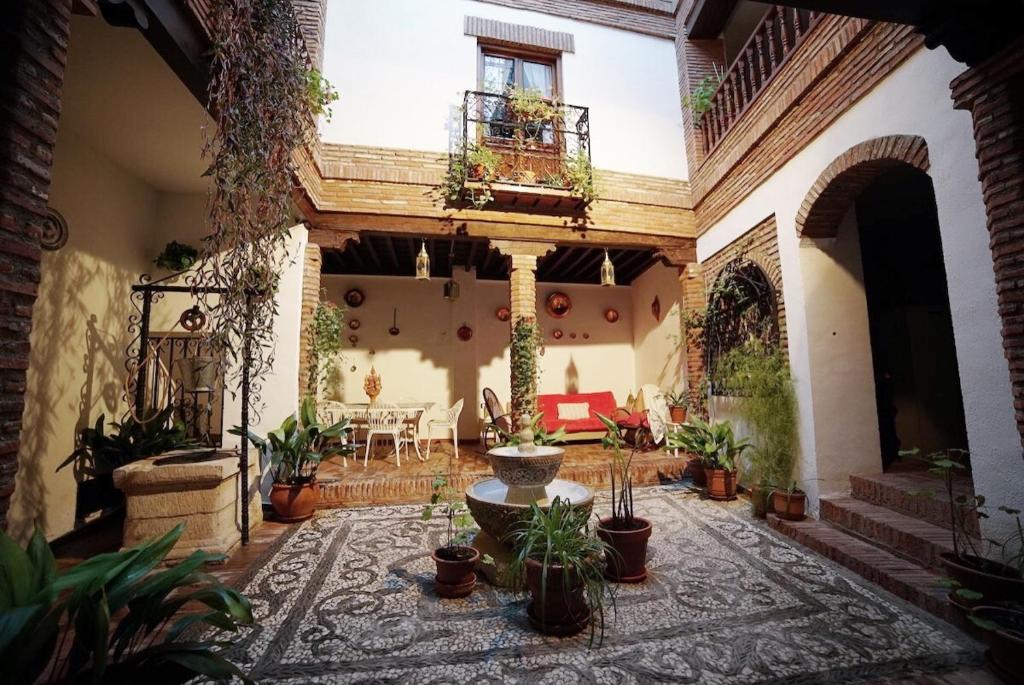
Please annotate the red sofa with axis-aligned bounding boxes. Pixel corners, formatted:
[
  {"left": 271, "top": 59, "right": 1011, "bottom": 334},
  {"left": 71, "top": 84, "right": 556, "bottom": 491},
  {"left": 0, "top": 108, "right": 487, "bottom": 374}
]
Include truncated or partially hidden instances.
[{"left": 537, "top": 391, "right": 642, "bottom": 440}]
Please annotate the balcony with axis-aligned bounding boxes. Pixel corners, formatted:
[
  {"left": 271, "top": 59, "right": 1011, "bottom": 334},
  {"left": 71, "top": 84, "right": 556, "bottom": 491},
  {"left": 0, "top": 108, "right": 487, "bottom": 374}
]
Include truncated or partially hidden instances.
[
  {"left": 699, "top": 6, "right": 823, "bottom": 157},
  {"left": 453, "top": 90, "right": 592, "bottom": 211}
]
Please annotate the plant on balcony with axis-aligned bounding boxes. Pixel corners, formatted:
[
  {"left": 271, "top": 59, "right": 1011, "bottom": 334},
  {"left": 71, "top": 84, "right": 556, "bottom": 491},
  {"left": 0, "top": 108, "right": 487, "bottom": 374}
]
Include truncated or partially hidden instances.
[
  {"left": 441, "top": 142, "right": 496, "bottom": 210},
  {"left": 467, "top": 143, "right": 501, "bottom": 180},
  {"left": 154, "top": 240, "right": 199, "bottom": 272},
  {"left": 0, "top": 523, "right": 254, "bottom": 684},
  {"left": 507, "top": 86, "right": 563, "bottom": 130},
  {"left": 681, "top": 64, "right": 724, "bottom": 121},
  {"left": 563, "top": 150, "right": 596, "bottom": 204},
  {"left": 305, "top": 67, "right": 339, "bottom": 121},
  {"left": 305, "top": 298, "right": 345, "bottom": 400}
]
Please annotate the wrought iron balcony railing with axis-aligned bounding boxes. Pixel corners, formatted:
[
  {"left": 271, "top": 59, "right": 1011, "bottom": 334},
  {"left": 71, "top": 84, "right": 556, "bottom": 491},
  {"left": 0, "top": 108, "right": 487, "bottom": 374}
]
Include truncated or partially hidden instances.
[
  {"left": 699, "top": 6, "right": 823, "bottom": 157},
  {"left": 460, "top": 90, "right": 591, "bottom": 197}
]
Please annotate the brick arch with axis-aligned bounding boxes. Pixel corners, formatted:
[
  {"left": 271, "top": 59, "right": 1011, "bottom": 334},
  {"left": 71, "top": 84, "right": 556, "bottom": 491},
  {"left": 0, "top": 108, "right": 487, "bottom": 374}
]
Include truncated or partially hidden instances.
[{"left": 795, "top": 135, "right": 930, "bottom": 238}]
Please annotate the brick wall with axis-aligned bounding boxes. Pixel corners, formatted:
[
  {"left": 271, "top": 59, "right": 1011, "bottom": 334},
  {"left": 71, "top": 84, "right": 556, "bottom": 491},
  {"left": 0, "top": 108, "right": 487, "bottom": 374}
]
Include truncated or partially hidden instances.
[
  {"left": 952, "top": 40, "right": 1024, "bottom": 448},
  {"left": 297, "top": 241, "right": 323, "bottom": 402},
  {"left": 0, "top": 0, "right": 72, "bottom": 528},
  {"left": 293, "top": 0, "right": 327, "bottom": 68},
  {"left": 468, "top": 0, "right": 675, "bottom": 39}
]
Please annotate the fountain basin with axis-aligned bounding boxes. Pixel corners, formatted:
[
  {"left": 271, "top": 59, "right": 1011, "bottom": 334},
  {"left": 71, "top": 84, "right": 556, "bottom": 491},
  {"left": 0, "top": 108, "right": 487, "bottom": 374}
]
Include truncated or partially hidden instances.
[
  {"left": 487, "top": 445, "right": 565, "bottom": 487},
  {"left": 466, "top": 477, "right": 594, "bottom": 542}
]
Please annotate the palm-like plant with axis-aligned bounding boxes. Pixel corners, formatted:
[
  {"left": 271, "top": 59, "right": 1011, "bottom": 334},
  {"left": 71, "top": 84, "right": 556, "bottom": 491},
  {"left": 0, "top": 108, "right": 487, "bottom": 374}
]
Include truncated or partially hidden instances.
[
  {"left": 486, "top": 412, "right": 567, "bottom": 447},
  {"left": 0, "top": 523, "right": 253, "bottom": 684},
  {"left": 672, "top": 416, "right": 750, "bottom": 471},
  {"left": 231, "top": 396, "right": 353, "bottom": 484}
]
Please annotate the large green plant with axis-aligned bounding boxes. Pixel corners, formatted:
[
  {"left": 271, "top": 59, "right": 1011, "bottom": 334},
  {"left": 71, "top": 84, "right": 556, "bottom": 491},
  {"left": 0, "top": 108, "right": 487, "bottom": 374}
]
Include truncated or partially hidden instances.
[
  {"left": 58, "top": 406, "right": 197, "bottom": 477},
  {"left": 0, "top": 524, "right": 253, "bottom": 684},
  {"left": 486, "top": 412, "right": 566, "bottom": 447},
  {"left": 231, "top": 396, "right": 353, "bottom": 484},
  {"left": 305, "top": 299, "right": 345, "bottom": 399},
  {"left": 715, "top": 340, "right": 797, "bottom": 488},
  {"left": 681, "top": 65, "right": 724, "bottom": 120},
  {"left": 597, "top": 413, "right": 638, "bottom": 528},
  {"left": 507, "top": 498, "right": 612, "bottom": 646},
  {"left": 672, "top": 417, "right": 749, "bottom": 471},
  {"left": 510, "top": 318, "right": 541, "bottom": 426}
]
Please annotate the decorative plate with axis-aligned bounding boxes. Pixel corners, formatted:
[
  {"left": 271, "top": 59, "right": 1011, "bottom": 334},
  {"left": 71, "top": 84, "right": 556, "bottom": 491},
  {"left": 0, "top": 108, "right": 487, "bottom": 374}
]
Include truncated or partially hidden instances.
[
  {"left": 495, "top": 306, "right": 511, "bottom": 322},
  {"left": 344, "top": 288, "right": 365, "bottom": 308},
  {"left": 552, "top": 329, "right": 563, "bottom": 340},
  {"left": 545, "top": 291, "right": 572, "bottom": 318},
  {"left": 41, "top": 208, "right": 68, "bottom": 251},
  {"left": 457, "top": 324, "right": 473, "bottom": 341},
  {"left": 349, "top": 319, "right": 361, "bottom": 330},
  {"left": 604, "top": 308, "right": 620, "bottom": 323}
]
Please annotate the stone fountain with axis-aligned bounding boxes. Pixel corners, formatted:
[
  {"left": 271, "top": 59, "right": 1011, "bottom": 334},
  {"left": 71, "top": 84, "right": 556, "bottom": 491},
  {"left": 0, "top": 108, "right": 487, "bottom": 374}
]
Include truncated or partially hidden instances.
[{"left": 466, "top": 418, "right": 594, "bottom": 586}]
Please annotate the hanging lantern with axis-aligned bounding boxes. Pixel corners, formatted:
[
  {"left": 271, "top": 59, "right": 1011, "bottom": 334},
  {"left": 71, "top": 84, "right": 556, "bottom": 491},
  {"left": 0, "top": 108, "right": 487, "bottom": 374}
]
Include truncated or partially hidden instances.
[
  {"left": 415, "top": 240, "right": 430, "bottom": 280},
  {"left": 443, "top": 279, "right": 460, "bottom": 301},
  {"left": 600, "top": 249, "right": 615, "bottom": 287}
]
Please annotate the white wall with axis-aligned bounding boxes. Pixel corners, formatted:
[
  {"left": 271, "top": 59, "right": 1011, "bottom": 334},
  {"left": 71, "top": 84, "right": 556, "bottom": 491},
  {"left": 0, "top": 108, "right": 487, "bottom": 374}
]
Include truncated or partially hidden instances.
[
  {"left": 320, "top": 272, "right": 639, "bottom": 438},
  {"left": 319, "top": 0, "right": 688, "bottom": 180},
  {"left": 630, "top": 263, "right": 685, "bottom": 393},
  {"left": 695, "top": 46, "right": 1023, "bottom": 539}
]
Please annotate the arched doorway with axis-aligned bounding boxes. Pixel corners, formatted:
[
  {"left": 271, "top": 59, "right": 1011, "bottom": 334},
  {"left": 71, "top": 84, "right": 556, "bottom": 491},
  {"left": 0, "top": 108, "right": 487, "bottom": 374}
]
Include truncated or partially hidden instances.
[{"left": 798, "top": 136, "right": 968, "bottom": 487}]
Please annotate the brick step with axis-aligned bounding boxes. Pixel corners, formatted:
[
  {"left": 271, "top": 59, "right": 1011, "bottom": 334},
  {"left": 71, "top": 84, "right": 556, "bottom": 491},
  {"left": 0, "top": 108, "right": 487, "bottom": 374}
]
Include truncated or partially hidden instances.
[
  {"left": 849, "top": 472, "right": 980, "bottom": 536},
  {"left": 768, "top": 514, "right": 951, "bottom": 622},
  {"left": 819, "top": 496, "right": 961, "bottom": 570}
]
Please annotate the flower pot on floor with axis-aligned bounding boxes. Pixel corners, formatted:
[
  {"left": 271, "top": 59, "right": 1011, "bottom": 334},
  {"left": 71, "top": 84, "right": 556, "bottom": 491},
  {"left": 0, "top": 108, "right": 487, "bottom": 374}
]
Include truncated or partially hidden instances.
[
  {"left": 596, "top": 517, "right": 653, "bottom": 583},
  {"left": 669, "top": 405, "right": 687, "bottom": 424},
  {"left": 971, "top": 604, "right": 1024, "bottom": 682},
  {"left": 432, "top": 545, "right": 480, "bottom": 598},
  {"left": 772, "top": 490, "right": 807, "bottom": 521},
  {"left": 687, "top": 458, "right": 706, "bottom": 486},
  {"left": 524, "top": 557, "right": 590, "bottom": 636},
  {"left": 940, "top": 553, "right": 1024, "bottom": 603},
  {"left": 750, "top": 485, "right": 771, "bottom": 519},
  {"left": 704, "top": 467, "right": 737, "bottom": 501},
  {"left": 270, "top": 480, "right": 320, "bottom": 522}
]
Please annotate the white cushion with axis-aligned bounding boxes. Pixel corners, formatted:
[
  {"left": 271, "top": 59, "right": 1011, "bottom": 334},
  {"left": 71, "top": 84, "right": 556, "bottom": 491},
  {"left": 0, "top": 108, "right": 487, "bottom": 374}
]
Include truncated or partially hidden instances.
[{"left": 557, "top": 402, "right": 590, "bottom": 420}]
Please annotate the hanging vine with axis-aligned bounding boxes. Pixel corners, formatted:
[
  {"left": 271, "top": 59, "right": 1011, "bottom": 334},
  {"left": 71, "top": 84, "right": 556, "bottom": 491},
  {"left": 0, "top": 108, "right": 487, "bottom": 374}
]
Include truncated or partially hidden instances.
[
  {"left": 305, "top": 298, "right": 345, "bottom": 399},
  {"left": 510, "top": 317, "right": 541, "bottom": 427},
  {"left": 193, "top": 0, "right": 316, "bottom": 413}
]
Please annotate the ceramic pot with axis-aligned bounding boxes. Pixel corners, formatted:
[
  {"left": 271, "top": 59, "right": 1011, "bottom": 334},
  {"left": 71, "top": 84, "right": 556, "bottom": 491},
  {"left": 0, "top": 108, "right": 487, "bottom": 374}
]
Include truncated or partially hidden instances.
[
  {"left": 750, "top": 485, "right": 771, "bottom": 519},
  {"left": 269, "top": 480, "right": 319, "bottom": 522},
  {"left": 525, "top": 558, "right": 589, "bottom": 636},
  {"left": 432, "top": 546, "right": 480, "bottom": 598},
  {"left": 704, "top": 467, "right": 738, "bottom": 501},
  {"left": 597, "top": 517, "right": 653, "bottom": 583},
  {"left": 940, "top": 553, "right": 1024, "bottom": 603},
  {"left": 772, "top": 490, "right": 807, "bottom": 521},
  {"left": 669, "top": 406, "right": 687, "bottom": 424},
  {"left": 686, "top": 458, "right": 706, "bottom": 486},
  {"left": 971, "top": 605, "right": 1024, "bottom": 682}
]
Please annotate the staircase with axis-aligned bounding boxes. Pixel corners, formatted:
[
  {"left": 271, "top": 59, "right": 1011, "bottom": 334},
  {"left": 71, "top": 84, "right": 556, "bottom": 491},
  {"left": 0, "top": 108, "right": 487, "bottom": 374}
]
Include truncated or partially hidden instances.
[{"left": 767, "top": 467, "right": 980, "bottom": 624}]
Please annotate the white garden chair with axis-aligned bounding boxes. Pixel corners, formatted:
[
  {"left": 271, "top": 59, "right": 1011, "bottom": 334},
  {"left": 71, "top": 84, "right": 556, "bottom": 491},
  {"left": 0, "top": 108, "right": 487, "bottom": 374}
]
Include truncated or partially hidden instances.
[
  {"left": 364, "top": 402, "right": 407, "bottom": 467},
  {"left": 319, "top": 400, "right": 351, "bottom": 467},
  {"left": 426, "top": 398, "right": 464, "bottom": 461}
]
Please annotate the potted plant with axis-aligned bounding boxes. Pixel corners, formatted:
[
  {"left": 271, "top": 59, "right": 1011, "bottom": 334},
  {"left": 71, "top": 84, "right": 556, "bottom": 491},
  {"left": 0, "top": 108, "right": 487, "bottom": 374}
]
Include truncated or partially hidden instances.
[
  {"left": 663, "top": 389, "right": 689, "bottom": 424},
  {"left": 232, "top": 396, "right": 352, "bottom": 522},
  {"left": 909, "top": 448, "right": 1024, "bottom": 603},
  {"left": 772, "top": 482, "right": 807, "bottom": 520},
  {"left": 595, "top": 414, "right": 653, "bottom": 583},
  {"left": 422, "top": 472, "right": 483, "bottom": 598},
  {"left": 154, "top": 240, "right": 199, "bottom": 272},
  {"left": 508, "top": 497, "right": 612, "bottom": 642},
  {"left": 486, "top": 411, "right": 566, "bottom": 448},
  {"left": 467, "top": 143, "right": 500, "bottom": 181},
  {"left": 673, "top": 417, "right": 749, "bottom": 500},
  {"left": 970, "top": 602, "right": 1024, "bottom": 679}
]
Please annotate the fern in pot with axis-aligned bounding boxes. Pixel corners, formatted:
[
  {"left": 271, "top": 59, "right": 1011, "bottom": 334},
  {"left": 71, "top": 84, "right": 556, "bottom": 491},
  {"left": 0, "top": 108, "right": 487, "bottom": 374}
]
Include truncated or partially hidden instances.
[
  {"left": 508, "top": 497, "right": 612, "bottom": 641},
  {"left": 594, "top": 413, "right": 653, "bottom": 583}
]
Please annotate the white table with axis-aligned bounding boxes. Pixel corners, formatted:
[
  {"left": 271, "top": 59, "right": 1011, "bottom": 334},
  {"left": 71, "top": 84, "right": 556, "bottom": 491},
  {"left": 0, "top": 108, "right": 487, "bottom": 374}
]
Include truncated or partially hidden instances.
[{"left": 345, "top": 402, "right": 435, "bottom": 461}]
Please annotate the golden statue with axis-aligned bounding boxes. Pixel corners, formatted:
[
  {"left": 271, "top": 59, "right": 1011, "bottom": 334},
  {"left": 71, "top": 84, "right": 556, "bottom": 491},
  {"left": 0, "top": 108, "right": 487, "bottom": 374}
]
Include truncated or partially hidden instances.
[{"left": 363, "top": 366, "right": 381, "bottom": 405}]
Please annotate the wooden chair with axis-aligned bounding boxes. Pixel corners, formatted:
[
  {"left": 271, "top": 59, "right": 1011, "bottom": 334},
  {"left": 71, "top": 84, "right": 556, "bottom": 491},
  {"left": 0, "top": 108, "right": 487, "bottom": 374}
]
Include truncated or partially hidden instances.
[
  {"left": 364, "top": 402, "right": 406, "bottom": 467},
  {"left": 426, "top": 398, "right": 464, "bottom": 460},
  {"left": 481, "top": 388, "right": 512, "bottom": 449}
]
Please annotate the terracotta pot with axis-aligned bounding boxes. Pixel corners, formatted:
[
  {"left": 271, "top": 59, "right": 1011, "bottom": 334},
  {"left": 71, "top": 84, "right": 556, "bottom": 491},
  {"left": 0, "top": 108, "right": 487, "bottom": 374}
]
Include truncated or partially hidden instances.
[
  {"left": 947, "top": 591, "right": 989, "bottom": 641},
  {"left": 750, "top": 485, "right": 771, "bottom": 519},
  {"left": 940, "top": 552, "right": 1024, "bottom": 603},
  {"left": 269, "top": 480, "right": 320, "bottom": 522},
  {"left": 704, "top": 467, "right": 738, "bottom": 501},
  {"left": 597, "top": 517, "right": 653, "bottom": 583},
  {"left": 772, "top": 490, "right": 807, "bottom": 521},
  {"left": 524, "top": 557, "right": 589, "bottom": 636},
  {"left": 971, "top": 605, "right": 1024, "bottom": 682},
  {"left": 687, "top": 458, "right": 707, "bottom": 486},
  {"left": 432, "top": 545, "right": 480, "bottom": 598},
  {"left": 669, "top": 405, "right": 687, "bottom": 424}
]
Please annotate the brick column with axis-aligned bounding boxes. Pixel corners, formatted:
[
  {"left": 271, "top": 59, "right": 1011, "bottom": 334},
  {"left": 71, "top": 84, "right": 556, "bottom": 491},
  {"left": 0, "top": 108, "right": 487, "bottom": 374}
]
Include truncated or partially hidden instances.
[
  {"left": 297, "top": 240, "right": 322, "bottom": 403},
  {"left": 0, "top": 0, "right": 72, "bottom": 529},
  {"left": 951, "top": 39, "right": 1024, "bottom": 449},
  {"left": 680, "top": 262, "right": 706, "bottom": 398},
  {"left": 492, "top": 240, "right": 554, "bottom": 429}
]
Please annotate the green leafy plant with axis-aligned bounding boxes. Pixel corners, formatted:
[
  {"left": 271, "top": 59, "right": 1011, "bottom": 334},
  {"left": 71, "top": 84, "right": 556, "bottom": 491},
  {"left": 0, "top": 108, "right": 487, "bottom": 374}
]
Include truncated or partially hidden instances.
[
  {"left": 0, "top": 523, "right": 254, "bottom": 684},
  {"left": 231, "top": 396, "right": 353, "bottom": 485},
  {"left": 305, "top": 67, "right": 339, "bottom": 121},
  {"left": 681, "top": 65, "right": 724, "bottom": 119},
  {"left": 421, "top": 473, "right": 493, "bottom": 565},
  {"left": 672, "top": 416, "right": 750, "bottom": 471},
  {"left": 597, "top": 413, "right": 639, "bottom": 528},
  {"left": 58, "top": 406, "right": 197, "bottom": 477},
  {"left": 510, "top": 318, "right": 541, "bottom": 426},
  {"left": 663, "top": 389, "right": 690, "bottom": 409},
  {"left": 441, "top": 141, "right": 496, "bottom": 209},
  {"left": 562, "top": 150, "right": 595, "bottom": 204},
  {"left": 305, "top": 299, "right": 345, "bottom": 399},
  {"left": 486, "top": 412, "right": 567, "bottom": 447},
  {"left": 507, "top": 86, "right": 562, "bottom": 127},
  {"left": 715, "top": 339, "right": 797, "bottom": 489},
  {"left": 507, "top": 497, "right": 612, "bottom": 646},
  {"left": 467, "top": 143, "right": 501, "bottom": 181},
  {"left": 154, "top": 241, "right": 199, "bottom": 272}
]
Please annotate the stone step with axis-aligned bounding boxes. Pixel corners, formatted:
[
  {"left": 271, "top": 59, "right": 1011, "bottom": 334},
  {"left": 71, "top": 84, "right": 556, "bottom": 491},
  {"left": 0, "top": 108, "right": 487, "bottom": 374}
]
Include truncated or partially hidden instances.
[
  {"left": 849, "top": 472, "right": 980, "bottom": 536},
  {"left": 819, "top": 496, "right": 959, "bottom": 570},
  {"left": 767, "top": 514, "right": 951, "bottom": 622}
]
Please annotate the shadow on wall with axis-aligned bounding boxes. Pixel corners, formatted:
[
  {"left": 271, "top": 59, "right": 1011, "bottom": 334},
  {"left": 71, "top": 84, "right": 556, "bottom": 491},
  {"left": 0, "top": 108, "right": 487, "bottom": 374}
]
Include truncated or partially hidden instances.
[{"left": 11, "top": 247, "right": 136, "bottom": 541}]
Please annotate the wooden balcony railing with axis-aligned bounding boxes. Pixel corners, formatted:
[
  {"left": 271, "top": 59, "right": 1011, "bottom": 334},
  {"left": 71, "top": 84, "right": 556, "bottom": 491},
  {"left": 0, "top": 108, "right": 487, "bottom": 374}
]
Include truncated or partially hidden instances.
[{"left": 699, "top": 6, "right": 823, "bottom": 156}]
